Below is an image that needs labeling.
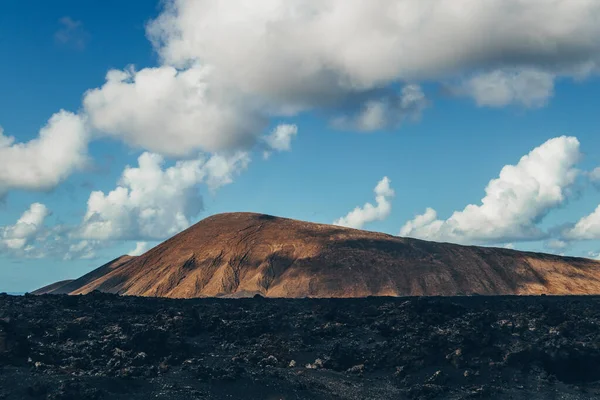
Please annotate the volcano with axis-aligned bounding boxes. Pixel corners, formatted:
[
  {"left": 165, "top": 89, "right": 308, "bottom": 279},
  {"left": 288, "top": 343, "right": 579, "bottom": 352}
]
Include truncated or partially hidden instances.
[{"left": 35, "top": 212, "right": 600, "bottom": 297}]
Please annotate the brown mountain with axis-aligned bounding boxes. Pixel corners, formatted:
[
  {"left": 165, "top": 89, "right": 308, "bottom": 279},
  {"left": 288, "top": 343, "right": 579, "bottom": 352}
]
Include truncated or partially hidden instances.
[
  {"left": 34, "top": 256, "right": 136, "bottom": 295},
  {"left": 31, "top": 280, "right": 74, "bottom": 295},
  {"left": 36, "top": 212, "right": 600, "bottom": 298}
]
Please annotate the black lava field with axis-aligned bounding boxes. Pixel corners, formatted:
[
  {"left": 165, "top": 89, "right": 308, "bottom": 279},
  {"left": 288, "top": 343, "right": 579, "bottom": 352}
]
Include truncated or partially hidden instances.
[{"left": 1, "top": 293, "right": 600, "bottom": 399}]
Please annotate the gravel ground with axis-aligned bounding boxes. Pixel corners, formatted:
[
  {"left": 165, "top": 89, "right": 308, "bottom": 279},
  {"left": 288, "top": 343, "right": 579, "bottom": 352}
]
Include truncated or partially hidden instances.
[{"left": 1, "top": 292, "right": 600, "bottom": 399}]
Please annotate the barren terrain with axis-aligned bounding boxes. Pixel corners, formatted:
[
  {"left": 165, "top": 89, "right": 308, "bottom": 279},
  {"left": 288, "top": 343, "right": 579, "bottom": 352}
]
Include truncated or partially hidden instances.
[
  {"left": 2, "top": 293, "right": 600, "bottom": 399},
  {"left": 34, "top": 213, "right": 600, "bottom": 298}
]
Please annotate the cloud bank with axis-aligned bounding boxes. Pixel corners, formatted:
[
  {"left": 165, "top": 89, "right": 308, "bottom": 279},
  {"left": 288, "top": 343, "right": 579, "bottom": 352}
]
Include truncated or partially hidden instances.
[
  {"left": 400, "top": 136, "right": 581, "bottom": 244},
  {"left": 6, "top": 0, "right": 600, "bottom": 195},
  {"left": 78, "top": 151, "right": 250, "bottom": 241},
  {"left": 0, "top": 203, "right": 50, "bottom": 252},
  {"left": 149, "top": 0, "right": 600, "bottom": 111},
  {"left": 0, "top": 203, "right": 97, "bottom": 260},
  {"left": 5, "top": 0, "right": 600, "bottom": 259}
]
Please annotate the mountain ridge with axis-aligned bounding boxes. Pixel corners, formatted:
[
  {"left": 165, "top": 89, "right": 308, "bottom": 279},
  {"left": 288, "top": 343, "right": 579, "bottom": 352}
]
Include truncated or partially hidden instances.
[{"left": 34, "top": 212, "right": 600, "bottom": 297}]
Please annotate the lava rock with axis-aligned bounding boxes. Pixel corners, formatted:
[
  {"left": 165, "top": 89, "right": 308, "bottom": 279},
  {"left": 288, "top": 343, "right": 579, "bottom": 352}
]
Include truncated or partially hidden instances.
[{"left": 1, "top": 294, "right": 600, "bottom": 399}]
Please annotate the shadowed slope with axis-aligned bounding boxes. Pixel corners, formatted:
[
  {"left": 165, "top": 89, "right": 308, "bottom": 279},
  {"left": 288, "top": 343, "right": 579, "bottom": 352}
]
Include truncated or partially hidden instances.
[
  {"left": 31, "top": 280, "right": 74, "bottom": 295},
  {"left": 45, "top": 213, "right": 600, "bottom": 298},
  {"left": 52, "top": 255, "right": 136, "bottom": 295}
]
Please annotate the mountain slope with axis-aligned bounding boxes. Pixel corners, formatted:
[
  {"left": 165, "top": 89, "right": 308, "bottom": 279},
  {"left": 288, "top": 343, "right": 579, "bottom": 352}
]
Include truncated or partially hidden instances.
[
  {"left": 31, "top": 280, "right": 74, "bottom": 295},
  {"left": 43, "top": 213, "right": 600, "bottom": 298},
  {"left": 57, "top": 255, "right": 136, "bottom": 295}
]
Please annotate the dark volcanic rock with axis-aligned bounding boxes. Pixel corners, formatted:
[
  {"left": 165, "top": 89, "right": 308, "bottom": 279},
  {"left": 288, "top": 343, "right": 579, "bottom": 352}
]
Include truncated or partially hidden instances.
[{"left": 1, "top": 293, "right": 600, "bottom": 399}]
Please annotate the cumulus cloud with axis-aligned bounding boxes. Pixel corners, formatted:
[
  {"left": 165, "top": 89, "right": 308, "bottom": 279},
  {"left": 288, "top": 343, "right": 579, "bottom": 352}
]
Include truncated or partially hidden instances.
[
  {"left": 78, "top": 151, "right": 250, "bottom": 241},
  {"left": 400, "top": 136, "right": 581, "bottom": 244},
  {"left": 84, "top": 65, "right": 266, "bottom": 157},
  {"left": 62, "top": 239, "right": 99, "bottom": 260},
  {"left": 6, "top": 0, "right": 600, "bottom": 253},
  {"left": 588, "top": 167, "right": 600, "bottom": 183},
  {"left": 0, "top": 203, "right": 102, "bottom": 260},
  {"left": 6, "top": 0, "right": 597, "bottom": 200},
  {"left": 127, "top": 241, "right": 153, "bottom": 256},
  {"left": 120, "top": 0, "right": 598, "bottom": 154},
  {"left": 0, "top": 111, "right": 89, "bottom": 197},
  {"left": 460, "top": 68, "right": 555, "bottom": 108},
  {"left": 399, "top": 207, "right": 440, "bottom": 239},
  {"left": 334, "top": 177, "right": 395, "bottom": 229},
  {"left": 563, "top": 205, "right": 600, "bottom": 240},
  {"left": 0, "top": 203, "right": 50, "bottom": 251},
  {"left": 331, "top": 85, "right": 428, "bottom": 131},
  {"left": 566, "top": 165, "right": 600, "bottom": 240},
  {"left": 148, "top": 0, "right": 600, "bottom": 112},
  {"left": 5, "top": 0, "right": 600, "bottom": 200},
  {"left": 262, "top": 124, "right": 298, "bottom": 159}
]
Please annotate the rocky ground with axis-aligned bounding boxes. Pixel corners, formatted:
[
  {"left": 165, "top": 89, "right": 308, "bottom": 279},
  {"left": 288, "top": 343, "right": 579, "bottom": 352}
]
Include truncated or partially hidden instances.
[{"left": 1, "top": 293, "right": 600, "bottom": 399}]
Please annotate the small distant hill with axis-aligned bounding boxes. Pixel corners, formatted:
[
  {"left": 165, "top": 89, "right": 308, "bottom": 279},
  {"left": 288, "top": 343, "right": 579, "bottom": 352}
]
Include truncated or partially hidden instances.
[
  {"left": 31, "top": 280, "right": 74, "bottom": 295},
  {"left": 46, "top": 255, "right": 136, "bottom": 295},
  {"left": 35, "top": 212, "right": 600, "bottom": 298}
]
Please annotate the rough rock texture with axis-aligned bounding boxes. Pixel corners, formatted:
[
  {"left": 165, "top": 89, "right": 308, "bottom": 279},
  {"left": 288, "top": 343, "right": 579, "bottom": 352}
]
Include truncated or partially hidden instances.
[
  {"left": 38, "top": 213, "right": 600, "bottom": 298},
  {"left": 1, "top": 293, "right": 600, "bottom": 399}
]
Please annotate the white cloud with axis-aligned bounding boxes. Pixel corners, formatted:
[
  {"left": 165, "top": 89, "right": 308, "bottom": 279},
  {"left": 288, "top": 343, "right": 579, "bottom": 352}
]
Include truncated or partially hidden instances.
[
  {"left": 461, "top": 68, "right": 555, "bottom": 108},
  {"left": 588, "top": 167, "right": 600, "bottom": 182},
  {"left": 78, "top": 151, "right": 250, "bottom": 240},
  {"left": 128, "top": 241, "right": 153, "bottom": 256},
  {"left": 147, "top": 0, "right": 600, "bottom": 113},
  {"left": 564, "top": 205, "right": 600, "bottom": 240},
  {"left": 0, "top": 203, "right": 50, "bottom": 251},
  {"left": 5, "top": 0, "right": 600, "bottom": 255},
  {"left": 399, "top": 207, "right": 440, "bottom": 239},
  {"left": 559, "top": 167, "right": 600, "bottom": 241},
  {"left": 5, "top": 0, "right": 595, "bottom": 201},
  {"left": 0, "top": 203, "right": 103, "bottom": 260},
  {"left": 334, "top": 177, "right": 395, "bottom": 229},
  {"left": 2, "top": 149, "right": 252, "bottom": 256},
  {"left": 4, "top": 0, "right": 600, "bottom": 201},
  {"left": 64, "top": 240, "right": 99, "bottom": 260},
  {"left": 262, "top": 124, "right": 298, "bottom": 158},
  {"left": 0, "top": 111, "right": 89, "bottom": 196},
  {"left": 84, "top": 65, "right": 266, "bottom": 157},
  {"left": 331, "top": 85, "right": 427, "bottom": 131},
  {"left": 400, "top": 136, "right": 581, "bottom": 244}
]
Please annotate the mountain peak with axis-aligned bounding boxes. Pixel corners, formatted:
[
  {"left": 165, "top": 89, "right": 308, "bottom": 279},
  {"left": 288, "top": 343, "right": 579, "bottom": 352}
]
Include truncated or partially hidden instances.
[{"left": 36, "top": 213, "right": 600, "bottom": 298}]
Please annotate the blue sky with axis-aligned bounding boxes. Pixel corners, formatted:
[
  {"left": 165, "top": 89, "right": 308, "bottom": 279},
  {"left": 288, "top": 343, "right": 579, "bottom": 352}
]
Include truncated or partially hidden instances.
[{"left": 2, "top": 0, "right": 600, "bottom": 292}]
